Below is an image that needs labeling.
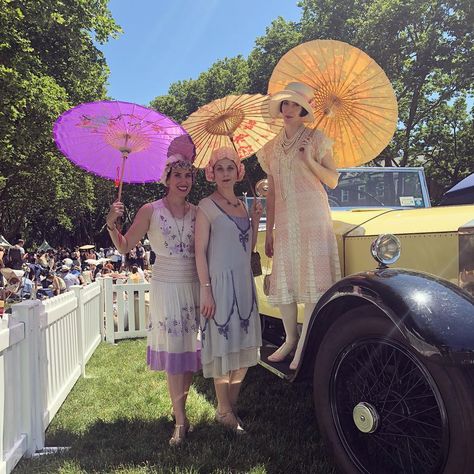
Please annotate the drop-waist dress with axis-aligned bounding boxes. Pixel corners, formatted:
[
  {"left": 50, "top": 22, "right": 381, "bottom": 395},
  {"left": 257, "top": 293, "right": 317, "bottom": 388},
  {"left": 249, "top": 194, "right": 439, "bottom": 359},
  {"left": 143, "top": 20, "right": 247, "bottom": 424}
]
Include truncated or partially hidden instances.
[
  {"left": 257, "top": 128, "right": 341, "bottom": 305},
  {"left": 198, "top": 197, "right": 262, "bottom": 378},
  {"left": 146, "top": 199, "right": 201, "bottom": 374}
]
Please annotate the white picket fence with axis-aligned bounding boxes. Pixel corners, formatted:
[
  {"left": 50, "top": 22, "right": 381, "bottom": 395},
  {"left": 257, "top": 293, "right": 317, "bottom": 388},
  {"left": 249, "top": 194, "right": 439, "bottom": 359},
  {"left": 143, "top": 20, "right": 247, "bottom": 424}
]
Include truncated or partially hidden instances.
[
  {"left": 0, "top": 282, "right": 102, "bottom": 474},
  {"left": 102, "top": 278, "right": 150, "bottom": 343},
  {"left": 0, "top": 277, "right": 149, "bottom": 473}
]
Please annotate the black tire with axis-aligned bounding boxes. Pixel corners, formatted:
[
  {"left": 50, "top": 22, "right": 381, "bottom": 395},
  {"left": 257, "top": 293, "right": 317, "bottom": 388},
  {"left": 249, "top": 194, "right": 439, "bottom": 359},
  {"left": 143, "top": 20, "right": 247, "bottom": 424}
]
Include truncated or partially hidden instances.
[{"left": 313, "top": 305, "right": 474, "bottom": 474}]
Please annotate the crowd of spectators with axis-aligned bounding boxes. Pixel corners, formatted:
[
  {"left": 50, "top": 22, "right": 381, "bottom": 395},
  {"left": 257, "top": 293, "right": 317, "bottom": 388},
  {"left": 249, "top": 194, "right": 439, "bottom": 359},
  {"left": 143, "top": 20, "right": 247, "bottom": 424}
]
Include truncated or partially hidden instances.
[{"left": 0, "top": 238, "right": 152, "bottom": 313}]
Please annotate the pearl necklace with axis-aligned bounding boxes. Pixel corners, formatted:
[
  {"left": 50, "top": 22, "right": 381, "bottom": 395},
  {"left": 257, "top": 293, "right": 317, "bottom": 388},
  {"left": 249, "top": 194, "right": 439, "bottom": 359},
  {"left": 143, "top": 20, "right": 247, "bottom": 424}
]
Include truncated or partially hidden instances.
[
  {"left": 281, "top": 125, "right": 305, "bottom": 153},
  {"left": 215, "top": 190, "right": 241, "bottom": 208},
  {"left": 277, "top": 127, "right": 308, "bottom": 201}
]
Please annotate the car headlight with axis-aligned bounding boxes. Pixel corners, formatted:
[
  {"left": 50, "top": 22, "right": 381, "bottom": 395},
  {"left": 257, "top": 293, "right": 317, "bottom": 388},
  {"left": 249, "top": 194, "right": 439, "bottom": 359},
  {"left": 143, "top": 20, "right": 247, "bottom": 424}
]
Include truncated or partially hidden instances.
[{"left": 371, "top": 234, "right": 401, "bottom": 268}]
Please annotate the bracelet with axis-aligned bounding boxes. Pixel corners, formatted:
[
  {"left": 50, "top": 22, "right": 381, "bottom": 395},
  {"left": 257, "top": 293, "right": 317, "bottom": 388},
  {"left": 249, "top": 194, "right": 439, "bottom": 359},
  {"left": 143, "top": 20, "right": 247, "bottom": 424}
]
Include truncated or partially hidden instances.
[
  {"left": 106, "top": 223, "right": 116, "bottom": 232},
  {"left": 201, "top": 283, "right": 211, "bottom": 287}
]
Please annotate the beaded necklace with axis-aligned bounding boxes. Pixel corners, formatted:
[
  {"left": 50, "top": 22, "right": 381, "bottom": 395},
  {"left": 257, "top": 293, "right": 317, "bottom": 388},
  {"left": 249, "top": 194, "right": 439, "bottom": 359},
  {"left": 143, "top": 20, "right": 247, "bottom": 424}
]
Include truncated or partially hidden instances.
[
  {"left": 165, "top": 198, "right": 188, "bottom": 253},
  {"left": 277, "top": 127, "right": 304, "bottom": 201},
  {"left": 215, "top": 189, "right": 241, "bottom": 208}
]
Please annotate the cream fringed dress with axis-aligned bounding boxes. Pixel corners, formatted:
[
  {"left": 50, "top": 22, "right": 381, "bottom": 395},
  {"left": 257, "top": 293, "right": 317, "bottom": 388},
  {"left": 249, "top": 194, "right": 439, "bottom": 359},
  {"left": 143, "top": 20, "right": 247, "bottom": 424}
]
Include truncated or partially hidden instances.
[
  {"left": 257, "top": 128, "right": 341, "bottom": 306},
  {"left": 146, "top": 199, "right": 201, "bottom": 374},
  {"left": 198, "top": 197, "right": 262, "bottom": 378}
]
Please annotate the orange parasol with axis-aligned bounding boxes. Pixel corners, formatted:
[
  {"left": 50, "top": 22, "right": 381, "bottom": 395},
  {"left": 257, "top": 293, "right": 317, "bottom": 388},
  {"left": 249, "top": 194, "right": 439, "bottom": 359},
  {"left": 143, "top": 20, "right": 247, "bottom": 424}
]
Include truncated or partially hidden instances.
[
  {"left": 181, "top": 94, "right": 281, "bottom": 169},
  {"left": 269, "top": 40, "right": 398, "bottom": 167}
]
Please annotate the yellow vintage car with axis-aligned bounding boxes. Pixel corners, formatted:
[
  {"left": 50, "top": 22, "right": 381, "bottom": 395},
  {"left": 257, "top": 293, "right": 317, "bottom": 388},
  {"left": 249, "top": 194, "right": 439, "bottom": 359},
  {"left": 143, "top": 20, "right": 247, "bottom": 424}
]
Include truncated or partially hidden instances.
[{"left": 247, "top": 167, "right": 474, "bottom": 474}]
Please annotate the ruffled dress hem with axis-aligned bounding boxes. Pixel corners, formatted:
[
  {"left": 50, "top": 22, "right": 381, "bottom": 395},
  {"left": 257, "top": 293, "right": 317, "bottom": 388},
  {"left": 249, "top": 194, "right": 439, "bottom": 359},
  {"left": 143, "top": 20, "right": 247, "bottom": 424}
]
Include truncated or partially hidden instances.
[{"left": 202, "top": 347, "right": 260, "bottom": 378}]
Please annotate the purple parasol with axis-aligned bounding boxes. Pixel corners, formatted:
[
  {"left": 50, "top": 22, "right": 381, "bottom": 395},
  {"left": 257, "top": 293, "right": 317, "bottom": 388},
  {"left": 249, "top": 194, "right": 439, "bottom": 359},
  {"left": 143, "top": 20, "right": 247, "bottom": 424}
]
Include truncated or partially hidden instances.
[{"left": 53, "top": 100, "right": 190, "bottom": 199}]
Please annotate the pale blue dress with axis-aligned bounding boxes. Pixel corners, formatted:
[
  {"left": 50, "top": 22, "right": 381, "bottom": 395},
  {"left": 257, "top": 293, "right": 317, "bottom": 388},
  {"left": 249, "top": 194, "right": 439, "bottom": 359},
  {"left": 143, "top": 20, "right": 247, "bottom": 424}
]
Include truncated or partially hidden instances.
[{"left": 198, "top": 197, "right": 262, "bottom": 378}]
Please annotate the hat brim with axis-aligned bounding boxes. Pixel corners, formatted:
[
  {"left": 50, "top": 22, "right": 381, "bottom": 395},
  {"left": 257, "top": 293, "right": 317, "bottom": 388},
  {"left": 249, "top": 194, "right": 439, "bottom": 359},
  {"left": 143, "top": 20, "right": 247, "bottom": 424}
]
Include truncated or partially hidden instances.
[{"left": 269, "top": 91, "right": 315, "bottom": 122}]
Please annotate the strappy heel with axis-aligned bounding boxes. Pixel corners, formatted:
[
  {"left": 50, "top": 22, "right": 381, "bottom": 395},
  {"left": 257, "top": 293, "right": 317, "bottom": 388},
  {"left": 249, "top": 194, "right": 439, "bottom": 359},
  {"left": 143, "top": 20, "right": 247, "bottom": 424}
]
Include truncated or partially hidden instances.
[
  {"left": 267, "top": 340, "right": 297, "bottom": 362},
  {"left": 169, "top": 424, "right": 187, "bottom": 446},
  {"left": 215, "top": 410, "right": 245, "bottom": 434},
  {"left": 170, "top": 407, "right": 193, "bottom": 433}
]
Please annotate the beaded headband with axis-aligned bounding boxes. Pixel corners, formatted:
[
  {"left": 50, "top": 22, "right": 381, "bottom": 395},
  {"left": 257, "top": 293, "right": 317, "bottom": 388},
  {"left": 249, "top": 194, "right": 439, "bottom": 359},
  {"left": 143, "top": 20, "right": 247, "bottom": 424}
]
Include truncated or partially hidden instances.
[{"left": 160, "top": 154, "right": 195, "bottom": 185}]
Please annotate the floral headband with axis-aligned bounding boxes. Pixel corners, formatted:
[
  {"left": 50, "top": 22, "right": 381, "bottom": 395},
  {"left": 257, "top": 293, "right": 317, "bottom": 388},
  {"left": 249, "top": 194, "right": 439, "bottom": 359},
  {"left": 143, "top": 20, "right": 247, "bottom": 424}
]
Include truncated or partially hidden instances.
[{"left": 159, "top": 153, "right": 195, "bottom": 184}]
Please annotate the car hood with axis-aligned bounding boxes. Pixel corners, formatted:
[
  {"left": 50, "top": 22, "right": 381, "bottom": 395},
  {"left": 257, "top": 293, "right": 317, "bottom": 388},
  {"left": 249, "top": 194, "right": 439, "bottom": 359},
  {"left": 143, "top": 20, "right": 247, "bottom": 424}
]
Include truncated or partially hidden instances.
[
  {"left": 333, "top": 205, "right": 474, "bottom": 237},
  {"left": 331, "top": 209, "right": 395, "bottom": 237}
]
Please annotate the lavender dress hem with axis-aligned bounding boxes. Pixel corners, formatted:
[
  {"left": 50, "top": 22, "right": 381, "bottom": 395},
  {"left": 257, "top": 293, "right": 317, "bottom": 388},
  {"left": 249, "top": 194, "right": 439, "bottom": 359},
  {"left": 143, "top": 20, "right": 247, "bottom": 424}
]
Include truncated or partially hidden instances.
[{"left": 147, "top": 347, "right": 202, "bottom": 375}]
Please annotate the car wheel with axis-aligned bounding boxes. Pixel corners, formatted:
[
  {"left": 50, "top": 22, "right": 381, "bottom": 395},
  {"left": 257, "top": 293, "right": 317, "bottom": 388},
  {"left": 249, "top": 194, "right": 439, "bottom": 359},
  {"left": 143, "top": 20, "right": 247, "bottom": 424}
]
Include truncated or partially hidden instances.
[{"left": 313, "top": 305, "right": 474, "bottom": 474}]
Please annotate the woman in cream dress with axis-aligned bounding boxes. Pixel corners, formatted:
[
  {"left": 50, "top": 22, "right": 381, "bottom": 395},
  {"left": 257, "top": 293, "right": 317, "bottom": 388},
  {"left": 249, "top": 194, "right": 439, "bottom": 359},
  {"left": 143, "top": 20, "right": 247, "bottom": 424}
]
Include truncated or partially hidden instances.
[{"left": 257, "top": 82, "right": 341, "bottom": 370}]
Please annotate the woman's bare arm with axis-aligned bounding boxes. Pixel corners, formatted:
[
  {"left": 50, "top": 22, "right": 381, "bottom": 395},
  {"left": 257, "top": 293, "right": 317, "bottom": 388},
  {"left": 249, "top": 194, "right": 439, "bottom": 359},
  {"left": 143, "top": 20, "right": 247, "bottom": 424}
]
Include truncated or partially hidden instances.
[
  {"left": 194, "top": 208, "right": 215, "bottom": 319},
  {"left": 264, "top": 175, "right": 275, "bottom": 257},
  {"left": 106, "top": 202, "right": 154, "bottom": 254}
]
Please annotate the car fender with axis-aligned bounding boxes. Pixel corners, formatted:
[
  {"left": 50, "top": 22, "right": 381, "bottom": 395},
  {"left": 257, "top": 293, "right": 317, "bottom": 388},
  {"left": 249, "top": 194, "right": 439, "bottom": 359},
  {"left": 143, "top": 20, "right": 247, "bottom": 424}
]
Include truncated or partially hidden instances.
[{"left": 297, "top": 268, "right": 474, "bottom": 380}]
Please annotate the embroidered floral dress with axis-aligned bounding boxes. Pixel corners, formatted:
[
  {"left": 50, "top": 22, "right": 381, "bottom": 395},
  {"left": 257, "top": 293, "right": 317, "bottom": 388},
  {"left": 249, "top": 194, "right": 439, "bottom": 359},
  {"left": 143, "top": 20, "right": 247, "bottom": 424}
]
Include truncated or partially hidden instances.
[
  {"left": 146, "top": 199, "right": 201, "bottom": 374},
  {"left": 198, "top": 197, "right": 262, "bottom": 378},
  {"left": 257, "top": 128, "right": 341, "bottom": 305}
]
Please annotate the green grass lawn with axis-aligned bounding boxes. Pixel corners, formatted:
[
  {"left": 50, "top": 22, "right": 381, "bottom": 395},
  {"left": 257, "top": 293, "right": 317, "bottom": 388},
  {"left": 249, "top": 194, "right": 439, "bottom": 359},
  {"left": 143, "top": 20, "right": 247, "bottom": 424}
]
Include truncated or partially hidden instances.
[{"left": 15, "top": 339, "right": 335, "bottom": 474}]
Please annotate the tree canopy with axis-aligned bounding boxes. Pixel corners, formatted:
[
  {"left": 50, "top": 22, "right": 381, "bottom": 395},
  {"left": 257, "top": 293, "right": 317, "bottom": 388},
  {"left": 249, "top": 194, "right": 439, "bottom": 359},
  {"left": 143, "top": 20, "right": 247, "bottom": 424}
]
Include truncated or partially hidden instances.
[{"left": 0, "top": 0, "right": 120, "bottom": 245}]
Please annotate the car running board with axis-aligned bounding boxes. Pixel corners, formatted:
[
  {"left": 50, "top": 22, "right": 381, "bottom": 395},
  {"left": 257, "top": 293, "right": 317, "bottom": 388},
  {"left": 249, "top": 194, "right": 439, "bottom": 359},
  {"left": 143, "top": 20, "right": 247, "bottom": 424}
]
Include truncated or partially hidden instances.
[{"left": 259, "top": 343, "right": 295, "bottom": 380}]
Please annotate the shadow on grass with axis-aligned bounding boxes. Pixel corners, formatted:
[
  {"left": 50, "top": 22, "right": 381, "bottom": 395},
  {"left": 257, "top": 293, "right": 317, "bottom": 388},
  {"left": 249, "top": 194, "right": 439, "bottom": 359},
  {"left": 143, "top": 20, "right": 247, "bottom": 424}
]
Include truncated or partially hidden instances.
[{"left": 15, "top": 365, "right": 335, "bottom": 474}]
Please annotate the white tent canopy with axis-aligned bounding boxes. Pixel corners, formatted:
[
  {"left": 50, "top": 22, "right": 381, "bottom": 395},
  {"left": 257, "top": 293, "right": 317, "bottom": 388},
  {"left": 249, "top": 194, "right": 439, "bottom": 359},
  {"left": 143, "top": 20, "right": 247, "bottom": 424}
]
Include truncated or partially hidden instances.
[{"left": 0, "top": 235, "right": 12, "bottom": 248}]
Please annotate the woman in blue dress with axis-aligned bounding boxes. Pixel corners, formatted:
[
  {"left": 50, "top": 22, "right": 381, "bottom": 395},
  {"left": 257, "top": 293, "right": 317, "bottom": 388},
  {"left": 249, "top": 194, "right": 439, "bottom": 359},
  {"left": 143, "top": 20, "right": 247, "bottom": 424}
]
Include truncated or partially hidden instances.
[{"left": 195, "top": 147, "right": 263, "bottom": 433}]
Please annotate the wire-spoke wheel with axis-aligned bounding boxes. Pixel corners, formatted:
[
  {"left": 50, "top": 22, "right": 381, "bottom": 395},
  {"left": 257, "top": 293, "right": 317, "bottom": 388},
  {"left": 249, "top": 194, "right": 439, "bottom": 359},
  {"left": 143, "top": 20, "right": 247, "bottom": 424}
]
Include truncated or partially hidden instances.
[
  {"left": 314, "top": 305, "right": 474, "bottom": 474},
  {"left": 333, "top": 338, "right": 447, "bottom": 473}
]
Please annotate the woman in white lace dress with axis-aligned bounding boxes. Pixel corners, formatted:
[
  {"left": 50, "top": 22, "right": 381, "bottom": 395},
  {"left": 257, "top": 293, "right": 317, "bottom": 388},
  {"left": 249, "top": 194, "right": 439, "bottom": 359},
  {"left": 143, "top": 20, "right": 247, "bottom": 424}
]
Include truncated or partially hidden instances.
[
  {"left": 257, "top": 82, "right": 341, "bottom": 370},
  {"left": 106, "top": 151, "right": 200, "bottom": 447}
]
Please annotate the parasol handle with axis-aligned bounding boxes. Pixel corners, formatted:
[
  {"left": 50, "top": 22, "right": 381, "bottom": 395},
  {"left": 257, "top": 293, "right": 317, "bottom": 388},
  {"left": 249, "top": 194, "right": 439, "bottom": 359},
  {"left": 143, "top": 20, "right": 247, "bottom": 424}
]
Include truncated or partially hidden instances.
[
  {"left": 229, "top": 136, "right": 257, "bottom": 198},
  {"left": 117, "top": 152, "right": 128, "bottom": 202}
]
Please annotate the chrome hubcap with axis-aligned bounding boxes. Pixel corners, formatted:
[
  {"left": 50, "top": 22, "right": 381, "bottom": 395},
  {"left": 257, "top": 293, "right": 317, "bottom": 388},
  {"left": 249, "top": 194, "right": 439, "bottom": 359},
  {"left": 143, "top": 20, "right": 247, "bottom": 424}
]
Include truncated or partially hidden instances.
[{"left": 353, "top": 402, "right": 379, "bottom": 433}]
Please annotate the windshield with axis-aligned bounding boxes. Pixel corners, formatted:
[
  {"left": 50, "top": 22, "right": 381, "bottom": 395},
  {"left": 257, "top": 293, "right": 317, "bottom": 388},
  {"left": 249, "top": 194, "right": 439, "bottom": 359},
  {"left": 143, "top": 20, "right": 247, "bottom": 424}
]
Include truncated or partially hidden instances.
[{"left": 326, "top": 168, "right": 429, "bottom": 209}]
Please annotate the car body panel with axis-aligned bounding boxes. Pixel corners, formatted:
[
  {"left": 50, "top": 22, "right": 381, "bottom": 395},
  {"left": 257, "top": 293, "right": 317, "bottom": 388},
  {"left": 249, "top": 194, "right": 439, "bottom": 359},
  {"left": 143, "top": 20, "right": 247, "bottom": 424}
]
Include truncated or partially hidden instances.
[
  {"left": 303, "top": 269, "right": 474, "bottom": 369},
  {"left": 343, "top": 206, "right": 474, "bottom": 236},
  {"left": 344, "top": 233, "right": 459, "bottom": 283},
  {"left": 342, "top": 206, "right": 474, "bottom": 285}
]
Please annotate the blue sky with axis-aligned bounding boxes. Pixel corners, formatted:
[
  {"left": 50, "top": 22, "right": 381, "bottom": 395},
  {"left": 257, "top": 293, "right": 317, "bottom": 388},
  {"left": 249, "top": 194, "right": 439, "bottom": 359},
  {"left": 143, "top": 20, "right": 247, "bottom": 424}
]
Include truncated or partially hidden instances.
[{"left": 98, "top": 0, "right": 302, "bottom": 106}]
